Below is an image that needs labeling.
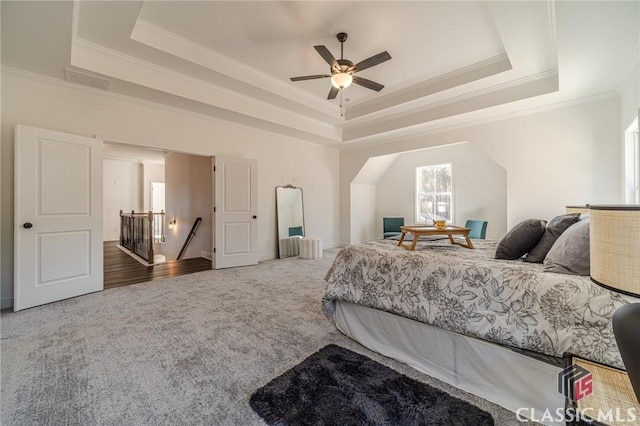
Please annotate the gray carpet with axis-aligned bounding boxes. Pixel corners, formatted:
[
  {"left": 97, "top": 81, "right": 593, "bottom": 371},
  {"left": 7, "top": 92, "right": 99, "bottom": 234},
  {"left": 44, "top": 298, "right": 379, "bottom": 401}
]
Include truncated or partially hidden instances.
[{"left": 1, "top": 249, "right": 529, "bottom": 425}]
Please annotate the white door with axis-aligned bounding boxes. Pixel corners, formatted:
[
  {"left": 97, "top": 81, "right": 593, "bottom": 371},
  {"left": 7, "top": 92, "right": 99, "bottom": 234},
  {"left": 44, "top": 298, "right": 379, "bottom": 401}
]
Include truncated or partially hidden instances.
[
  {"left": 151, "top": 181, "right": 165, "bottom": 212},
  {"left": 214, "top": 156, "right": 258, "bottom": 269},
  {"left": 14, "top": 125, "right": 103, "bottom": 311}
]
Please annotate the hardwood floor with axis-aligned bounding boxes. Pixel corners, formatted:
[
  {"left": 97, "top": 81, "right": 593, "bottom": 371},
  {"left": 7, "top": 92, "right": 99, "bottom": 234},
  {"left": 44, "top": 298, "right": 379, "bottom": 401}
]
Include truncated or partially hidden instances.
[{"left": 104, "top": 242, "right": 212, "bottom": 289}]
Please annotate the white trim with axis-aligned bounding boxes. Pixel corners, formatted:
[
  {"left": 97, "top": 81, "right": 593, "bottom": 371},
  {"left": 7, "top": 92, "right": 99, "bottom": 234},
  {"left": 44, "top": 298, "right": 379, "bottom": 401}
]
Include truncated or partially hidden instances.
[
  {"left": 340, "top": 91, "right": 618, "bottom": 151},
  {"left": 70, "top": 38, "right": 342, "bottom": 141},
  {"left": 131, "top": 18, "right": 338, "bottom": 118},
  {"left": 546, "top": 0, "right": 559, "bottom": 72},
  {"left": 1, "top": 66, "right": 342, "bottom": 150},
  {"left": 346, "top": 54, "right": 513, "bottom": 120},
  {"left": 346, "top": 69, "right": 558, "bottom": 128},
  {"left": 102, "top": 155, "right": 142, "bottom": 164}
]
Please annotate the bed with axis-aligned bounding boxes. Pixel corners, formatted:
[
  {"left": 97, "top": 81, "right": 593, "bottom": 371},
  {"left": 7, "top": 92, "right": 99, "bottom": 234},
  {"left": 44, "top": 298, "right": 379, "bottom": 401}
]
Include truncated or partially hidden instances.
[{"left": 322, "top": 239, "right": 638, "bottom": 425}]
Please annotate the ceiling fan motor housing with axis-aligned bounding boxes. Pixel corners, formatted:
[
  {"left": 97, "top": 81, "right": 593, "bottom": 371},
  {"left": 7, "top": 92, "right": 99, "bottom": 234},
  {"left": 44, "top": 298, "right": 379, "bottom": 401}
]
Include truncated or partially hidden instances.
[{"left": 334, "top": 59, "right": 354, "bottom": 74}]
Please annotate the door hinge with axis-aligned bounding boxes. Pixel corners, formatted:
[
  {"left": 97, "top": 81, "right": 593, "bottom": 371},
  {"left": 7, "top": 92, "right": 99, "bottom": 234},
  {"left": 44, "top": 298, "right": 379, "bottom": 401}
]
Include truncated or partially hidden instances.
[
  {"left": 213, "top": 248, "right": 216, "bottom": 253},
  {"left": 213, "top": 206, "right": 216, "bottom": 212},
  {"left": 213, "top": 166, "right": 216, "bottom": 172}
]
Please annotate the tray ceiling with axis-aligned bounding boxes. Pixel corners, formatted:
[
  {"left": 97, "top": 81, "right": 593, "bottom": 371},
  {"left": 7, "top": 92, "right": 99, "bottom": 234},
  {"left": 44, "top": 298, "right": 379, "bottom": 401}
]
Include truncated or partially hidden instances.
[{"left": 2, "top": 1, "right": 638, "bottom": 147}]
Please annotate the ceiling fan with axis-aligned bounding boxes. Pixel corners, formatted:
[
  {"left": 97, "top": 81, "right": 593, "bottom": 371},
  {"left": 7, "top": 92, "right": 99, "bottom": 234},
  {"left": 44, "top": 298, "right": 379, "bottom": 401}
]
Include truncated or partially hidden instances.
[{"left": 290, "top": 32, "right": 391, "bottom": 100}]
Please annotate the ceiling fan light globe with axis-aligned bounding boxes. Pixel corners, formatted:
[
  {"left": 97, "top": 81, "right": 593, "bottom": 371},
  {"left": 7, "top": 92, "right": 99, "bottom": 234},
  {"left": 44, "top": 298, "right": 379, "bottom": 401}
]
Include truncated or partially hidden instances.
[{"left": 331, "top": 73, "right": 353, "bottom": 89}]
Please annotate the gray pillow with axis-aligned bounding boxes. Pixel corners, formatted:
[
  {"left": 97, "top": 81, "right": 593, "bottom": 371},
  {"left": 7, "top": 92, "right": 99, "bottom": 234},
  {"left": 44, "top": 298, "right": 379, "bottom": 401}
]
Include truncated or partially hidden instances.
[
  {"left": 543, "top": 219, "right": 590, "bottom": 276},
  {"left": 495, "top": 219, "right": 547, "bottom": 260},
  {"left": 524, "top": 213, "right": 581, "bottom": 263}
]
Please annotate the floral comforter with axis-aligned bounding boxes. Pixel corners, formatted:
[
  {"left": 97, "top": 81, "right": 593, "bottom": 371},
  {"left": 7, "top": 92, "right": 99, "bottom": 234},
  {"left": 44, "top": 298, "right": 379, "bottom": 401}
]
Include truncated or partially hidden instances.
[{"left": 323, "top": 240, "right": 638, "bottom": 368}]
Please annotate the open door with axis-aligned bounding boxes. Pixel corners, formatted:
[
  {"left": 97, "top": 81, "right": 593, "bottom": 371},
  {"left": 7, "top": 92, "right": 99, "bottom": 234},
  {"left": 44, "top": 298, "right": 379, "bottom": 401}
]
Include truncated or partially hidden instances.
[
  {"left": 213, "top": 156, "right": 258, "bottom": 269},
  {"left": 14, "top": 125, "right": 103, "bottom": 311}
]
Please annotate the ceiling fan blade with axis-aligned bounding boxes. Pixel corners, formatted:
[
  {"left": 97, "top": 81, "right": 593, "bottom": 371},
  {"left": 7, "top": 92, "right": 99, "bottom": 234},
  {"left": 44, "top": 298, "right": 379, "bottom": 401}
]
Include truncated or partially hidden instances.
[
  {"left": 290, "top": 74, "right": 331, "bottom": 82},
  {"left": 351, "top": 51, "right": 391, "bottom": 73},
  {"left": 327, "top": 86, "right": 339, "bottom": 100},
  {"left": 353, "top": 76, "right": 384, "bottom": 92},
  {"left": 314, "top": 45, "right": 338, "bottom": 69}
]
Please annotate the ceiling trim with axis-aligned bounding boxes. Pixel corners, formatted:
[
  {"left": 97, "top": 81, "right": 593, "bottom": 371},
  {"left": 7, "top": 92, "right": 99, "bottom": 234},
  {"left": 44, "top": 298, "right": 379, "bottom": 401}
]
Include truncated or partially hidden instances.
[
  {"left": 131, "top": 18, "right": 338, "bottom": 119},
  {"left": 346, "top": 53, "right": 513, "bottom": 120},
  {"left": 343, "top": 70, "right": 559, "bottom": 141},
  {"left": 2, "top": 65, "right": 340, "bottom": 148},
  {"left": 341, "top": 91, "right": 618, "bottom": 151},
  {"left": 70, "top": 37, "right": 342, "bottom": 142}
]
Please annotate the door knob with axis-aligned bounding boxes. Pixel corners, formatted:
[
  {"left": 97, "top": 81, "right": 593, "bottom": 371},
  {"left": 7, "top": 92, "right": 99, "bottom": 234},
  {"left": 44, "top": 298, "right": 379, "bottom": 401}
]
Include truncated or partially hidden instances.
[
  {"left": 23, "top": 222, "right": 33, "bottom": 229},
  {"left": 252, "top": 215, "right": 257, "bottom": 219}
]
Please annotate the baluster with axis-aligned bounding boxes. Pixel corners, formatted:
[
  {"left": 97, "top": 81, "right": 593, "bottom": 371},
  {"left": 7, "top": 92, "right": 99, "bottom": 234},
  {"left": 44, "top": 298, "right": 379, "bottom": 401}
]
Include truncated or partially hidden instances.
[
  {"left": 131, "top": 210, "right": 136, "bottom": 255},
  {"left": 160, "top": 210, "right": 165, "bottom": 243},
  {"left": 119, "top": 210, "right": 124, "bottom": 246},
  {"left": 148, "top": 211, "right": 154, "bottom": 264}
]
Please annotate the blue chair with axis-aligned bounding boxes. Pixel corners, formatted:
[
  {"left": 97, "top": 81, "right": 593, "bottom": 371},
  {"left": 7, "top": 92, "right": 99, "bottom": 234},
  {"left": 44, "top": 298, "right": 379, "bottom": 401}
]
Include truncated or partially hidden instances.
[
  {"left": 383, "top": 217, "right": 405, "bottom": 239},
  {"left": 465, "top": 220, "right": 488, "bottom": 239},
  {"left": 288, "top": 226, "right": 303, "bottom": 237}
]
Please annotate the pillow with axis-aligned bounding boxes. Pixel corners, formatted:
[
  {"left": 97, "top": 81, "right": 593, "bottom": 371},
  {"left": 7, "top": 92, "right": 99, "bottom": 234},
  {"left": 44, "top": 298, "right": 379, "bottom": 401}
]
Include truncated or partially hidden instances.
[
  {"left": 495, "top": 219, "right": 547, "bottom": 260},
  {"left": 524, "top": 213, "right": 581, "bottom": 263},
  {"left": 543, "top": 219, "right": 590, "bottom": 276}
]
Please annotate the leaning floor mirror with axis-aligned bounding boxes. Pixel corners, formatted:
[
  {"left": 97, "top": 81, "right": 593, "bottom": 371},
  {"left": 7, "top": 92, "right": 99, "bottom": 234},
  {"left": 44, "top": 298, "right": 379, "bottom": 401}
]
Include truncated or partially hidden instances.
[{"left": 276, "top": 185, "right": 305, "bottom": 258}]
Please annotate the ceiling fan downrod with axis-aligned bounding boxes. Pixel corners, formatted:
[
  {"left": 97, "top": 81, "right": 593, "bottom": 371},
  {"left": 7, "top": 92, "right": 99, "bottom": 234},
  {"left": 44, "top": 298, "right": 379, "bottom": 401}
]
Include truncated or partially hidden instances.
[{"left": 337, "top": 32, "right": 348, "bottom": 61}]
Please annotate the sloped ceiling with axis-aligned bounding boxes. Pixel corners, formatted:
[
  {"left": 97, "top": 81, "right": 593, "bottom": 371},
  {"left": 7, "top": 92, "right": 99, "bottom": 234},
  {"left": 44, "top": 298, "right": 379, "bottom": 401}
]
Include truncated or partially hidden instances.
[{"left": 1, "top": 1, "right": 638, "bottom": 147}]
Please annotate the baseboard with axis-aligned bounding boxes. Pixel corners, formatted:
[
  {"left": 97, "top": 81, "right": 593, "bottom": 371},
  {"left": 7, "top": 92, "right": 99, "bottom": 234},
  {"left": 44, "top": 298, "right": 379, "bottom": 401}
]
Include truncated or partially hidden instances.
[
  {"left": 259, "top": 253, "right": 277, "bottom": 262},
  {"left": 201, "top": 250, "right": 212, "bottom": 260},
  {"left": 1, "top": 297, "right": 14, "bottom": 310},
  {"left": 258, "top": 241, "right": 342, "bottom": 263}
]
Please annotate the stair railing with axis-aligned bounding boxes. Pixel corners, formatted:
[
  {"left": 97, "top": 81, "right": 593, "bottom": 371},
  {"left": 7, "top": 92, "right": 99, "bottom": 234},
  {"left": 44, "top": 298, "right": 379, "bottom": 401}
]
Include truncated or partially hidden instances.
[
  {"left": 119, "top": 210, "right": 165, "bottom": 264},
  {"left": 177, "top": 217, "right": 202, "bottom": 260}
]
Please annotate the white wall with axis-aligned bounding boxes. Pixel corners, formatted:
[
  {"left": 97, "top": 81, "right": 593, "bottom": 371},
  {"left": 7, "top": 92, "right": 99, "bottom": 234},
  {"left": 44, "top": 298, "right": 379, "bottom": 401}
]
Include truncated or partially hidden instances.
[
  {"left": 341, "top": 96, "right": 622, "bottom": 244},
  {"left": 0, "top": 70, "right": 340, "bottom": 309},
  {"left": 375, "top": 143, "right": 507, "bottom": 240},
  {"left": 103, "top": 158, "right": 142, "bottom": 241},
  {"left": 350, "top": 183, "right": 377, "bottom": 243},
  {"left": 620, "top": 60, "right": 639, "bottom": 131},
  {"left": 164, "top": 152, "right": 211, "bottom": 261}
]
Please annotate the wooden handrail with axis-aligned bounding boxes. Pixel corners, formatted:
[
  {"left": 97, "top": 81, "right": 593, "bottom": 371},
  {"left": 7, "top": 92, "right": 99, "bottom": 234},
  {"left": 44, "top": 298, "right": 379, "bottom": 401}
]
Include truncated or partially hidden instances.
[
  {"left": 119, "top": 210, "right": 165, "bottom": 264},
  {"left": 177, "top": 217, "right": 202, "bottom": 260}
]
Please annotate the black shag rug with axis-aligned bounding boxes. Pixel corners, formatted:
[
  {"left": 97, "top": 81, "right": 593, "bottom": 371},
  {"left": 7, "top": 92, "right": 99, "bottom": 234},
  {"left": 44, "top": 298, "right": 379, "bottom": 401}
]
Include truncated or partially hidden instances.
[{"left": 249, "top": 344, "right": 494, "bottom": 425}]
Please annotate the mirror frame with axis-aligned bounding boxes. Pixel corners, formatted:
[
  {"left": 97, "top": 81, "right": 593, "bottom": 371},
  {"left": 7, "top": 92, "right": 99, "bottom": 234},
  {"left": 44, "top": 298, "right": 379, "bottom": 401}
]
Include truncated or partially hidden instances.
[{"left": 275, "top": 185, "right": 305, "bottom": 258}]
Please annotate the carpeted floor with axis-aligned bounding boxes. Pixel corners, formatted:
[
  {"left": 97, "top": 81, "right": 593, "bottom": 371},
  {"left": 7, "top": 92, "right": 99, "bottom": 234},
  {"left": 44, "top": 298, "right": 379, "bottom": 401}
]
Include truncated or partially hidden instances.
[{"left": 1, "top": 249, "right": 529, "bottom": 425}]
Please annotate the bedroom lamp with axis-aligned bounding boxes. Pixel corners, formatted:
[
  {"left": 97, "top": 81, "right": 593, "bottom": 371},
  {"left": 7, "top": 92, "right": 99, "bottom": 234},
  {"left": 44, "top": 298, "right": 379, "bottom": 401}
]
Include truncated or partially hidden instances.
[{"left": 589, "top": 205, "right": 640, "bottom": 297}]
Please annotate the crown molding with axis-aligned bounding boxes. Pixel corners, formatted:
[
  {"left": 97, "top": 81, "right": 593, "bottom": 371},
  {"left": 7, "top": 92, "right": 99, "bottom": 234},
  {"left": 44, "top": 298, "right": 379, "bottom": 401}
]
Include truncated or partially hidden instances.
[
  {"left": 343, "top": 70, "right": 558, "bottom": 140},
  {"left": 70, "top": 37, "right": 342, "bottom": 142},
  {"left": 546, "top": 0, "right": 559, "bottom": 72},
  {"left": 346, "top": 54, "right": 513, "bottom": 120},
  {"left": 340, "top": 91, "right": 618, "bottom": 151},
  {"left": 131, "top": 18, "right": 338, "bottom": 118},
  {"left": 1, "top": 65, "right": 340, "bottom": 148}
]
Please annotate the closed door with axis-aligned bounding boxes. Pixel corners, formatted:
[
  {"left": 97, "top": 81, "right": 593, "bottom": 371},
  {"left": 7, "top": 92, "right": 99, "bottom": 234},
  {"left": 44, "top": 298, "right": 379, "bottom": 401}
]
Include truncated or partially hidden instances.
[
  {"left": 14, "top": 125, "right": 103, "bottom": 311},
  {"left": 213, "top": 156, "right": 258, "bottom": 269}
]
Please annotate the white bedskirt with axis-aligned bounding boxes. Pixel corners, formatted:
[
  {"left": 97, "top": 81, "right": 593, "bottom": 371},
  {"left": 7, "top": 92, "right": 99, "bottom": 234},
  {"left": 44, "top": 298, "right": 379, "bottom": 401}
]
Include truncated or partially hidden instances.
[{"left": 334, "top": 300, "right": 566, "bottom": 426}]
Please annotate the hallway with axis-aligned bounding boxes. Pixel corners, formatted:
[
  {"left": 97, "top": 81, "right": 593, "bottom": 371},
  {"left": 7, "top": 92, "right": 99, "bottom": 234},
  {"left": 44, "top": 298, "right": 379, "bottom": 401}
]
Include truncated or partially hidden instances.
[{"left": 103, "top": 242, "right": 212, "bottom": 289}]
